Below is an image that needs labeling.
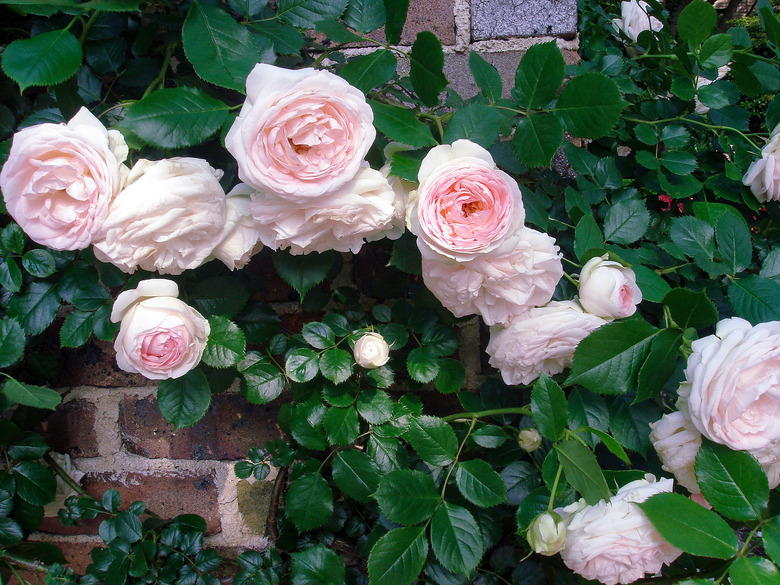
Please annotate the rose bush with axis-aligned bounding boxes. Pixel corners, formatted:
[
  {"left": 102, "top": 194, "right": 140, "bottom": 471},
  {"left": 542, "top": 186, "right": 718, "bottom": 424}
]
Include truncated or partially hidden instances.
[{"left": 0, "top": 107, "right": 127, "bottom": 251}]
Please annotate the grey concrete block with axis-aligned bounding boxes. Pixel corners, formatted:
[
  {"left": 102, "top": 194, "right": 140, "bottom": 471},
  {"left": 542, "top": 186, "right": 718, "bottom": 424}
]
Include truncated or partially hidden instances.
[{"left": 471, "top": 0, "right": 578, "bottom": 40}]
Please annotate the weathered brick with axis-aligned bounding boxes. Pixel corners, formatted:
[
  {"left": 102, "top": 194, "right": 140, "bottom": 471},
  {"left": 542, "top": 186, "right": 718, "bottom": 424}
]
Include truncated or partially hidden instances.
[
  {"left": 56, "top": 339, "right": 149, "bottom": 388},
  {"left": 119, "top": 394, "right": 283, "bottom": 460},
  {"left": 402, "top": 0, "right": 456, "bottom": 45},
  {"left": 471, "top": 0, "right": 578, "bottom": 40},
  {"left": 43, "top": 399, "right": 100, "bottom": 458}
]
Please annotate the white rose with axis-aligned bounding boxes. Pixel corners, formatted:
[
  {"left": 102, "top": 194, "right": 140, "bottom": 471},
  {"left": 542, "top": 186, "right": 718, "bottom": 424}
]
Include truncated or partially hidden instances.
[
  {"left": 211, "top": 184, "right": 263, "bottom": 270},
  {"left": 556, "top": 475, "right": 682, "bottom": 585},
  {"left": 649, "top": 411, "right": 702, "bottom": 494},
  {"left": 486, "top": 301, "right": 607, "bottom": 386},
  {"left": 249, "top": 163, "right": 404, "bottom": 254},
  {"left": 93, "top": 157, "right": 227, "bottom": 275},
  {"left": 578, "top": 255, "right": 642, "bottom": 320},
  {"left": 353, "top": 332, "right": 390, "bottom": 369},
  {"left": 420, "top": 226, "right": 562, "bottom": 326},
  {"left": 677, "top": 317, "right": 780, "bottom": 453},
  {"left": 0, "top": 107, "right": 127, "bottom": 250},
  {"left": 111, "top": 279, "right": 210, "bottom": 380},
  {"left": 611, "top": 0, "right": 663, "bottom": 44},
  {"left": 225, "top": 64, "right": 375, "bottom": 202},
  {"left": 743, "top": 123, "right": 780, "bottom": 202},
  {"left": 527, "top": 511, "right": 566, "bottom": 556}
]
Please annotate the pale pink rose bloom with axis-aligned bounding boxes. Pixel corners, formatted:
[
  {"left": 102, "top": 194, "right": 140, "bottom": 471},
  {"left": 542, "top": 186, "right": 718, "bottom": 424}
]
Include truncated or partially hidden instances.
[
  {"left": 409, "top": 140, "right": 525, "bottom": 261},
  {"left": 353, "top": 332, "right": 390, "bottom": 368},
  {"left": 649, "top": 411, "right": 702, "bottom": 494},
  {"left": 556, "top": 475, "right": 682, "bottom": 585},
  {"left": 420, "top": 227, "right": 563, "bottom": 325},
  {"left": 93, "top": 157, "right": 227, "bottom": 275},
  {"left": 612, "top": 0, "right": 663, "bottom": 44},
  {"left": 743, "top": 123, "right": 780, "bottom": 202},
  {"left": 0, "top": 107, "right": 127, "bottom": 250},
  {"left": 578, "top": 255, "right": 642, "bottom": 320},
  {"left": 225, "top": 64, "right": 375, "bottom": 202},
  {"left": 111, "top": 279, "right": 210, "bottom": 380},
  {"left": 486, "top": 301, "right": 607, "bottom": 385},
  {"left": 677, "top": 317, "right": 780, "bottom": 453},
  {"left": 249, "top": 163, "right": 404, "bottom": 255},
  {"left": 210, "top": 184, "right": 263, "bottom": 270}
]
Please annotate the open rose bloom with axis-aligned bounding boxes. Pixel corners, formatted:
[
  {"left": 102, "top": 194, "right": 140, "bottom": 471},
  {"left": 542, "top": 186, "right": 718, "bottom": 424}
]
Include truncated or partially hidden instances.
[
  {"left": 111, "top": 279, "right": 210, "bottom": 380},
  {"left": 743, "top": 123, "right": 780, "bottom": 202},
  {"left": 578, "top": 255, "right": 642, "bottom": 320},
  {"left": 0, "top": 107, "right": 127, "bottom": 250}
]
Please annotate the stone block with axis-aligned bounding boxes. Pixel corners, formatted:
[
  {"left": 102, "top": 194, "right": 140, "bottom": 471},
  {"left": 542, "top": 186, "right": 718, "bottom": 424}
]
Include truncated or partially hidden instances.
[
  {"left": 471, "top": 0, "right": 577, "bottom": 40},
  {"left": 236, "top": 479, "right": 274, "bottom": 535},
  {"left": 119, "top": 394, "right": 283, "bottom": 460},
  {"left": 43, "top": 399, "right": 100, "bottom": 458}
]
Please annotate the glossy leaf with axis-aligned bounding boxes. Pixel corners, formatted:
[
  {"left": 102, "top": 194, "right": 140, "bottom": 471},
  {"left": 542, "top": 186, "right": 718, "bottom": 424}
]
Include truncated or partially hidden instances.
[
  {"left": 2, "top": 29, "right": 81, "bottom": 92},
  {"left": 285, "top": 473, "right": 333, "bottom": 531},
  {"left": 368, "top": 526, "right": 428, "bottom": 585},
  {"left": 157, "top": 369, "right": 212, "bottom": 429},
  {"left": 430, "top": 502, "right": 484, "bottom": 574},
  {"left": 291, "top": 545, "right": 345, "bottom": 585},
  {"left": 513, "top": 41, "right": 564, "bottom": 109},
  {"left": 555, "top": 439, "right": 609, "bottom": 505},
  {"left": 340, "top": 50, "right": 396, "bottom": 93},
  {"left": 332, "top": 450, "right": 380, "bottom": 502},
  {"left": 410, "top": 32, "right": 447, "bottom": 107},
  {"left": 373, "top": 469, "right": 439, "bottom": 525},
  {"left": 512, "top": 113, "right": 563, "bottom": 168},
  {"left": 404, "top": 415, "right": 457, "bottom": 466},
  {"left": 203, "top": 316, "right": 246, "bottom": 368},
  {"left": 455, "top": 459, "right": 506, "bottom": 507},
  {"left": 530, "top": 374, "right": 567, "bottom": 441},
  {"left": 555, "top": 73, "right": 624, "bottom": 139}
]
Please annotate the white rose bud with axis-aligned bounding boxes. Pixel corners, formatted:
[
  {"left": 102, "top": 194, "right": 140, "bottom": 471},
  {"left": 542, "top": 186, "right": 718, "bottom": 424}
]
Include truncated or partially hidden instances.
[
  {"left": 353, "top": 332, "right": 390, "bottom": 369},
  {"left": 578, "top": 255, "right": 642, "bottom": 320},
  {"left": 518, "top": 428, "right": 542, "bottom": 452},
  {"left": 527, "top": 511, "right": 566, "bottom": 556}
]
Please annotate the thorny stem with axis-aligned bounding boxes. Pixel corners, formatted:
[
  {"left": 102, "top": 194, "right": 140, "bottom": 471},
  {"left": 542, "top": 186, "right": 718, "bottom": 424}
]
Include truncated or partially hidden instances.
[
  {"left": 142, "top": 43, "right": 178, "bottom": 100},
  {"left": 622, "top": 115, "right": 762, "bottom": 152},
  {"left": 440, "top": 417, "right": 478, "bottom": 500},
  {"left": 44, "top": 453, "right": 86, "bottom": 495},
  {"left": 0, "top": 552, "right": 48, "bottom": 574},
  {"left": 442, "top": 406, "right": 531, "bottom": 423},
  {"left": 78, "top": 11, "right": 101, "bottom": 45}
]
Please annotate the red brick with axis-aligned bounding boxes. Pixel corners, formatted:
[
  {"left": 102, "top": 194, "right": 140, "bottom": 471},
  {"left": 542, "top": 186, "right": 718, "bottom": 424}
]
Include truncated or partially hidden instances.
[
  {"left": 5, "top": 540, "right": 99, "bottom": 584},
  {"left": 39, "top": 471, "right": 221, "bottom": 535},
  {"left": 368, "top": 0, "right": 456, "bottom": 45},
  {"left": 42, "top": 399, "right": 100, "bottom": 458},
  {"left": 56, "top": 339, "right": 149, "bottom": 388},
  {"left": 119, "top": 394, "right": 283, "bottom": 460}
]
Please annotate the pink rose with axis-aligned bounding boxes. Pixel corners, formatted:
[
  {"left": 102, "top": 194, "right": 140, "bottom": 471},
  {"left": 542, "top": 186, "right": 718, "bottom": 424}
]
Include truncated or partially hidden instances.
[
  {"left": 409, "top": 140, "right": 525, "bottom": 261},
  {"left": 211, "top": 184, "right": 263, "bottom": 270},
  {"left": 677, "top": 317, "right": 780, "bottom": 453},
  {"left": 486, "top": 301, "right": 607, "bottom": 385},
  {"left": 93, "top": 157, "right": 227, "bottom": 275},
  {"left": 0, "top": 107, "right": 127, "bottom": 250},
  {"left": 649, "top": 411, "right": 702, "bottom": 494},
  {"left": 420, "top": 227, "right": 562, "bottom": 325},
  {"left": 248, "top": 164, "right": 404, "bottom": 254},
  {"left": 578, "top": 255, "right": 642, "bottom": 320},
  {"left": 225, "top": 64, "right": 375, "bottom": 202},
  {"left": 111, "top": 279, "right": 210, "bottom": 380},
  {"left": 743, "top": 123, "right": 780, "bottom": 202},
  {"left": 556, "top": 475, "right": 681, "bottom": 585}
]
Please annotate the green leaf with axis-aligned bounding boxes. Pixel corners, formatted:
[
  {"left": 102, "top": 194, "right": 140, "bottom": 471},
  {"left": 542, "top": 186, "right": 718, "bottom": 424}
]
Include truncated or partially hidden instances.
[
  {"left": 729, "top": 275, "right": 780, "bottom": 324},
  {"left": 603, "top": 199, "right": 649, "bottom": 245},
  {"left": 512, "top": 113, "right": 563, "bottom": 168},
  {"left": 356, "top": 387, "right": 394, "bottom": 424},
  {"left": 302, "top": 322, "right": 335, "bottom": 350},
  {"left": 319, "top": 348, "right": 353, "bottom": 384},
  {"left": 407, "top": 346, "right": 440, "bottom": 383},
  {"left": 8, "top": 282, "right": 60, "bottom": 336},
  {"left": 277, "top": 0, "right": 348, "bottom": 27},
  {"left": 530, "top": 374, "right": 568, "bottom": 441},
  {"left": 238, "top": 352, "right": 285, "bottom": 405},
  {"left": 513, "top": 41, "right": 564, "bottom": 109},
  {"left": 568, "top": 388, "right": 609, "bottom": 448},
  {"left": 636, "top": 329, "right": 683, "bottom": 402},
  {"left": 113, "top": 510, "right": 143, "bottom": 543},
  {"left": 443, "top": 103, "right": 500, "bottom": 149},
  {"left": 286, "top": 348, "right": 320, "bottom": 383},
  {"left": 370, "top": 101, "right": 437, "bottom": 147},
  {"left": 567, "top": 320, "right": 659, "bottom": 395},
  {"left": 249, "top": 20, "right": 303, "bottom": 55},
  {"left": 343, "top": 0, "right": 385, "bottom": 32},
  {"left": 292, "top": 545, "right": 345, "bottom": 585},
  {"left": 121, "top": 87, "right": 229, "bottom": 149},
  {"left": 469, "top": 51, "right": 502, "bottom": 102},
  {"left": 374, "top": 469, "right": 438, "bottom": 525},
  {"left": 662, "top": 288, "right": 718, "bottom": 329},
  {"left": 633, "top": 265, "right": 671, "bottom": 303},
  {"left": 202, "top": 316, "right": 246, "bottom": 368},
  {"left": 695, "top": 440, "right": 768, "bottom": 521},
  {"left": 60, "top": 310, "right": 94, "bottom": 348},
  {"left": 1, "top": 224, "right": 26, "bottom": 256},
  {"left": 410, "top": 31, "right": 447, "bottom": 107},
  {"left": 323, "top": 406, "right": 359, "bottom": 445},
  {"left": 272, "top": 249, "right": 335, "bottom": 300},
  {"left": 471, "top": 424, "right": 507, "bottom": 448},
  {"left": 182, "top": 1, "right": 259, "bottom": 92},
  {"left": 715, "top": 213, "right": 751, "bottom": 275},
  {"left": 332, "top": 450, "right": 380, "bottom": 502},
  {"left": 8, "top": 432, "right": 49, "bottom": 461},
  {"left": 421, "top": 325, "right": 459, "bottom": 356},
  {"left": 2, "top": 378, "right": 61, "bottom": 410},
  {"left": 455, "top": 459, "right": 506, "bottom": 507},
  {"left": 315, "top": 19, "right": 364, "bottom": 42},
  {"left": 21, "top": 249, "right": 56, "bottom": 278},
  {"left": 0, "top": 259, "right": 23, "bottom": 293},
  {"left": 764, "top": 516, "right": 780, "bottom": 567},
  {"left": 0, "top": 318, "right": 25, "bottom": 369},
  {"left": 434, "top": 359, "right": 465, "bottom": 394},
  {"left": 190, "top": 276, "right": 249, "bottom": 318},
  {"left": 700, "top": 34, "right": 733, "bottom": 68},
  {"left": 608, "top": 396, "right": 658, "bottom": 455},
  {"left": 730, "top": 557, "right": 780, "bottom": 585},
  {"left": 285, "top": 473, "right": 333, "bottom": 531},
  {"left": 669, "top": 216, "right": 718, "bottom": 271},
  {"left": 340, "top": 50, "right": 396, "bottom": 93},
  {"left": 555, "top": 73, "right": 624, "bottom": 139},
  {"left": 555, "top": 439, "right": 609, "bottom": 505},
  {"left": 660, "top": 151, "right": 698, "bottom": 176},
  {"left": 157, "top": 369, "right": 212, "bottom": 429},
  {"left": 430, "top": 502, "right": 484, "bottom": 574},
  {"left": 582, "top": 427, "right": 631, "bottom": 464},
  {"left": 383, "top": 0, "right": 408, "bottom": 44},
  {"left": 404, "top": 415, "right": 457, "bottom": 466},
  {"left": 368, "top": 526, "right": 428, "bottom": 585},
  {"left": 13, "top": 461, "right": 55, "bottom": 506},
  {"left": 574, "top": 215, "right": 604, "bottom": 261},
  {"left": 0, "top": 517, "right": 22, "bottom": 547},
  {"left": 677, "top": 0, "right": 716, "bottom": 46},
  {"left": 638, "top": 492, "right": 738, "bottom": 559},
  {"left": 2, "top": 29, "right": 81, "bottom": 92}
]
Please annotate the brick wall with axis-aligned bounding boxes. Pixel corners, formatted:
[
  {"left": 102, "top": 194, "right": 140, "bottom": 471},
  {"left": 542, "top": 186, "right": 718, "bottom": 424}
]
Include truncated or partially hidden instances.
[{"left": 33, "top": 0, "right": 579, "bottom": 571}]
